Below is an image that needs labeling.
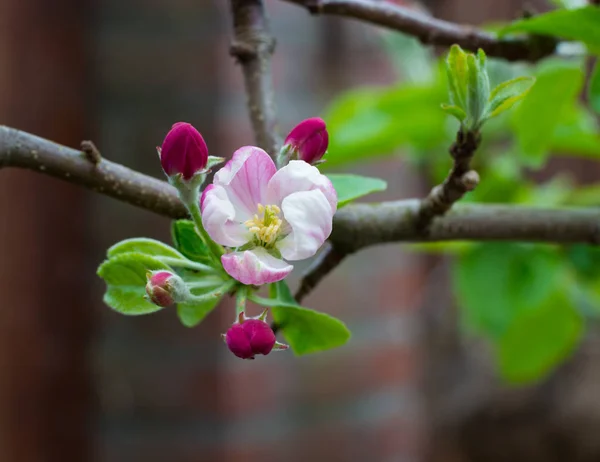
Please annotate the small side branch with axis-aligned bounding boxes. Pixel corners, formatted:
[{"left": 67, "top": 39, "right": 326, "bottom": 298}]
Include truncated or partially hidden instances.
[
  {"left": 281, "top": 0, "right": 555, "bottom": 62},
  {"left": 295, "top": 245, "right": 346, "bottom": 303},
  {"left": 229, "top": 0, "right": 281, "bottom": 157},
  {"left": 417, "top": 130, "right": 481, "bottom": 230}
]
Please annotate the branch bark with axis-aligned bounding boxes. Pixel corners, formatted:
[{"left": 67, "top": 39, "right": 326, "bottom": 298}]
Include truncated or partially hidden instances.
[
  {"left": 417, "top": 130, "right": 481, "bottom": 230},
  {"left": 280, "top": 0, "right": 556, "bottom": 62},
  {"left": 2, "top": 126, "right": 598, "bottom": 249},
  {"left": 229, "top": 0, "right": 281, "bottom": 157}
]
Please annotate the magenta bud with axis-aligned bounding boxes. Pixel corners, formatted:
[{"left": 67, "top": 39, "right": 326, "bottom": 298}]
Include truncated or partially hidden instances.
[
  {"left": 283, "top": 117, "right": 329, "bottom": 165},
  {"left": 145, "top": 271, "right": 178, "bottom": 307},
  {"left": 223, "top": 311, "right": 287, "bottom": 360},
  {"left": 159, "top": 122, "right": 209, "bottom": 180}
]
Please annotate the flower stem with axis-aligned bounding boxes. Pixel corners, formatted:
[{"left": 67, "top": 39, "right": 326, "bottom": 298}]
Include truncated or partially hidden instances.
[
  {"left": 187, "top": 279, "right": 236, "bottom": 304},
  {"left": 235, "top": 285, "right": 249, "bottom": 316},
  {"left": 187, "top": 199, "right": 225, "bottom": 262}
]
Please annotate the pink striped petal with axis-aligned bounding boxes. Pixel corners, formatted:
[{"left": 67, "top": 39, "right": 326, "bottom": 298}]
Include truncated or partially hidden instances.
[
  {"left": 221, "top": 248, "right": 293, "bottom": 285},
  {"left": 266, "top": 160, "right": 337, "bottom": 213},
  {"left": 214, "top": 146, "right": 277, "bottom": 219},
  {"left": 201, "top": 184, "right": 251, "bottom": 247},
  {"left": 277, "top": 190, "right": 333, "bottom": 261}
]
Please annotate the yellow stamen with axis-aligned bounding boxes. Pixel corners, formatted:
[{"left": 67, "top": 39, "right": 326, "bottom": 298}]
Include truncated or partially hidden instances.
[{"left": 244, "top": 204, "right": 283, "bottom": 247}]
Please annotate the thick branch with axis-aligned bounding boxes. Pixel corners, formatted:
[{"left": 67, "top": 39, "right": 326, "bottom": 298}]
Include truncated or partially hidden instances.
[
  {"left": 0, "top": 126, "right": 187, "bottom": 219},
  {"left": 281, "top": 0, "right": 556, "bottom": 62},
  {"left": 229, "top": 0, "right": 281, "bottom": 156},
  {"left": 1, "top": 125, "right": 598, "bottom": 249}
]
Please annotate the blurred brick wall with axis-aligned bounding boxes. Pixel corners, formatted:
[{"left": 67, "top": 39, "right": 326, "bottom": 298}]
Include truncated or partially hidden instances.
[{"left": 92, "top": 1, "right": 426, "bottom": 462}]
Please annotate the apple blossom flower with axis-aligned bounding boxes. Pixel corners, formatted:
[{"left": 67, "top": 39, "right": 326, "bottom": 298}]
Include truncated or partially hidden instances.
[
  {"left": 158, "top": 122, "right": 208, "bottom": 180},
  {"left": 279, "top": 117, "right": 329, "bottom": 166},
  {"left": 201, "top": 146, "right": 337, "bottom": 285},
  {"left": 223, "top": 310, "right": 288, "bottom": 359}
]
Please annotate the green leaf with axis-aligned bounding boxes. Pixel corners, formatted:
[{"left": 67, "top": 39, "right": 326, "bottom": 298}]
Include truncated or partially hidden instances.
[
  {"left": 589, "top": 61, "right": 600, "bottom": 114},
  {"left": 108, "top": 238, "right": 184, "bottom": 259},
  {"left": 513, "top": 64, "right": 583, "bottom": 165},
  {"left": 497, "top": 290, "right": 583, "bottom": 384},
  {"left": 441, "top": 104, "right": 467, "bottom": 122},
  {"left": 500, "top": 6, "right": 600, "bottom": 49},
  {"left": 446, "top": 44, "right": 469, "bottom": 108},
  {"left": 486, "top": 76, "right": 535, "bottom": 119},
  {"left": 97, "top": 252, "right": 171, "bottom": 315},
  {"left": 326, "top": 173, "right": 387, "bottom": 207},
  {"left": 272, "top": 305, "right": 351, "bottom": 355},
  {"left": 177, "top": 295, "right": 222, "bottom": 327},
  {"left": 454, "top": 244, "right": 562, "bottom": 338},
  {"left": 249, "top": 281, "right": 351, "bottom": 355},
  {"left": 489, "top": 76, "right": 535, "bottom": 102},
  {"left": 171, "top": 220, "right": 212, "bottom": 264}
]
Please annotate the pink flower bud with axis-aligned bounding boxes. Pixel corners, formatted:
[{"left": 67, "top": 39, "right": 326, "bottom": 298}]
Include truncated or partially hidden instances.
[
  {"left": 223, "top": 310, "right": 288, "bottom": 360},
  {"left": 283, "top": 117, "right": 329, "bottom": 165},
  {"left": 159, "top": 122, "right": 209, "bottom": 180},
  {"left": 145, "top": 271, "right": 178, "bottom": 307}
]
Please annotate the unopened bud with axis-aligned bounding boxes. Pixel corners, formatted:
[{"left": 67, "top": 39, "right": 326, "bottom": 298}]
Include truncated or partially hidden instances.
[
  {"left": 158, "top": 122, "right": 209, "bottom": 181},
  {"left": 279, "top": 117, "right": 328, "bottom": 166},
  {"left": 222, "top": 310, "right": 288, "bottom": 360},
  {"left": 145, "top": 271, "right": 186, "bottom": 307}
]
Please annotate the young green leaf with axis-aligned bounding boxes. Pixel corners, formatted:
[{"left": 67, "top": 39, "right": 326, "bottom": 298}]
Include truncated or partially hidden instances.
[
  {"left": 177, "top": 294, "right": 222, "bottom": 327},
  {"left": 485, "top": 76, "right": 535, "bottom": 119},
  {"left": 108, "top": 238, "right": 184, "bottom": 259},
  {"left": 441, "top": 104, "right": 467, "bottom": 123},
  {"left": 446, "top": 44, "right": 469, "bottom": 108},
  {"left": 171, "top": 220, "right": 212, "bottom": 264},
  {"left": 326, "top": 174, "right": 387, "bottom": 207},
  {"left": 497, "top": 290, "right": 583, "bottom": 384},
  {"left": 97, "top": 252, "right": 171, "bottom": 315}
]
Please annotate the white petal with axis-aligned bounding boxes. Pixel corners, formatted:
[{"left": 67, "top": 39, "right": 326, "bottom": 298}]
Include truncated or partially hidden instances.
[
  {"left": 266, "top": 160, "right": 337, "bottom": 213},
  {"left": 201, "top": 184, "right": 251, "bottom": 247},
  {"left": 221, "top": 248, "right": 293, "bottom": 285},
  {"left": 214, "top": 146, "right": 276, "bottom": 218},
  {"left": 277, "top": 189, "right": 333, "bottom": 261}
]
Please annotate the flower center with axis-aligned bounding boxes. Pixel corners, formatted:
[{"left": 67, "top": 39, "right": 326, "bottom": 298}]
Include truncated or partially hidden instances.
[{"left": 244, "top": 204, "right": 282, "bottom": 248}]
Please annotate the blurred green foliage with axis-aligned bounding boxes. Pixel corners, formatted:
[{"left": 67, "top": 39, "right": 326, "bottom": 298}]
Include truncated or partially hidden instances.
[{"left": 320, "top": 6, "right": 600, "bottom": 384}]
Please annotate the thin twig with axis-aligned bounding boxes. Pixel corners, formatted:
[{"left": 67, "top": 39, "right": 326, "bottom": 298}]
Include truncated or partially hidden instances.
[
  {"left": 295, "top": 244, "right": 346, "bottom": 303},
  {"left": 229, "top": 0, "right": 282, "bottom": 157},
  {"left": 1, "top": 125, "right": 598, "bottom": 248},
  {"left": 281, "top": 0, "right": 556, "bottom": 62},
  {"left": 417, "top": 130, "right": 481, "bottom": 231}
]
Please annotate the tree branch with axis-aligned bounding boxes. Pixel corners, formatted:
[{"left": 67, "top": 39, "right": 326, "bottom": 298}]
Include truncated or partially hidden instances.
[
  {"left": 295, "top": 244, "right": 346, "bottom": 302},
  {"left": 229, "top": 0, "right": 281, "bottom": 157},
  {"left": 280, "top": 0, "right": 556, "bottom": 62},
  {"left": 0, "top": 126, "right": 187, "bottom": 219},
  {"left": 1, "top": 125, "right": 598, "bottom": 284}
]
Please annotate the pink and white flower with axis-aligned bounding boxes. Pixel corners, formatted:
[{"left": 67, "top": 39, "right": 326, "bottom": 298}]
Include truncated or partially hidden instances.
[{"left": 201, "top": 146, "right": 337, "bottom": 285}]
